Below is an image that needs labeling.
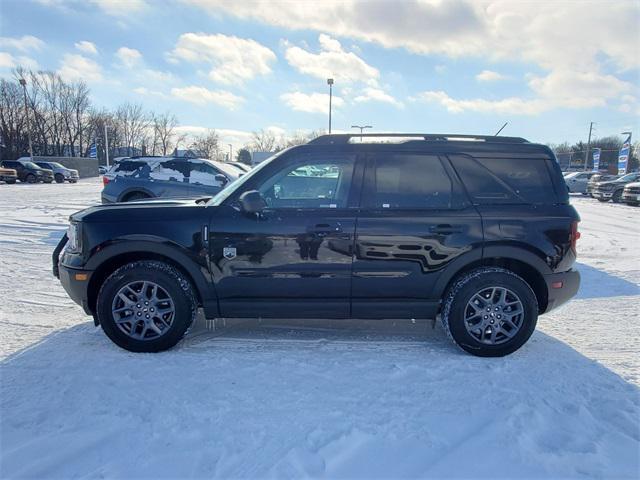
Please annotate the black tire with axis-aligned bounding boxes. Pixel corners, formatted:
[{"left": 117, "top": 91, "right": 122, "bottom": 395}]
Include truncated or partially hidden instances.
[
  {"left": 597, "top": 198, "right": 609, "bottom": 202},
  {"left": 25, "top": 174, "right": 36, "bottom": 183},
  {"left": 441, "top": 267, "right": 538, "bottom": 357},
  {"left": 612, "top": 190, "right": 623, "bottom": 203},
  {"left": 5, "top": 179, "right": 16, "bottom": 184},
  {"left": 55, "top": 174, "right": 64, "bottom": 183},
  {"left": 123, "top": 191, "right": 151, "bottom": 202},
  {"left": 96, "top": 261, "right": 197, "bottom": 352},
  {"left": 69, "top": 179, "right": 78, "bottom": 183}
]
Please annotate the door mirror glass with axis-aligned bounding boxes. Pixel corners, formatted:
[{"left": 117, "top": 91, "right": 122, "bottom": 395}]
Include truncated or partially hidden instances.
[
  {"left": 239, "top": 190, "right": 267, "bottom": 214},
  {"left": 215, "top": 173, "right": 228, "bottom": 186}
]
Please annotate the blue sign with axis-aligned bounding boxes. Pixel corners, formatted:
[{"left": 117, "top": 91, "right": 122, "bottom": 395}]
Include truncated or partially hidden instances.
[
  {"left": 592, "top": 148, "right": 601, "bottom": 172},
  {"left": 89, "top": 142, "right": 97, "bottom": 158},
  {"left": 618, "top": 146, "right": 629, "bottom": 175}
]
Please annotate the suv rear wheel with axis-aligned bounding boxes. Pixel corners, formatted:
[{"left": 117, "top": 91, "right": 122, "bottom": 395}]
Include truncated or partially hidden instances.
[
  {"left": 441, "top": 267, "right": 538, "bottom": 357},
  {"left": 123, "top": 191, "right": 151, "bottom": 202},
  {"left": 96, "top": 261, "right": 197, "bottom": 352}
]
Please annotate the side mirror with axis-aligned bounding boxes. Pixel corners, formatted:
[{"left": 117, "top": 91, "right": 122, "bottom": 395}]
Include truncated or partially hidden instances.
[
  {"left": 239, "top": 190, "right": 266, "bottom": 214},
  {"left": 215, "top": 174, "right": 228, "bottom": 186}
]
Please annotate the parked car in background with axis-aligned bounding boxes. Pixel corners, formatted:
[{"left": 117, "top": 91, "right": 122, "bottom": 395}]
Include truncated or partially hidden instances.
[
  {"left": 33, "top": 161, "right": 79, "bottom": 183},
  {"left": 586, "top": 173, "right": 618, "bottom": 197},
  {"left": 98, "top": 166, "right": 108, "bottom": 175},
  {"left": 101, "top": 157, "right": 240, "bottom": 203},
  {"left": 0, "top": 166, "right": 17, "bottom": 184},
  {"left": 55, "top": 133, "right": 580, "bottom": 357},
  {"left": 563, "top": 171, "right": 594, "bottom": 194},
  {"left": 593, "top": 172, "right": 640, "bottom": 202},
  {"left": 621, "top": 182, "right": 640, "bottom": 206},
  {"left": 0, "top": 159, "right": 54, "bottom": 183}
]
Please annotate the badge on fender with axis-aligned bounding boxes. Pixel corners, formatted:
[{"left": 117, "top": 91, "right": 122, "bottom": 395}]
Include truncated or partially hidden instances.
[{"left": 223, "top": 247, "right": 237, "bottom": 259}]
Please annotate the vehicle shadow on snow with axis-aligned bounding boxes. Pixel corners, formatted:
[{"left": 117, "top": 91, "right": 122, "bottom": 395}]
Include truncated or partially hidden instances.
[
  {"left": 574, "top": 262, "right": 639, "bottom": 299},
  {"left": 2, "top": 318, "right": 638, "bottom": 478}
]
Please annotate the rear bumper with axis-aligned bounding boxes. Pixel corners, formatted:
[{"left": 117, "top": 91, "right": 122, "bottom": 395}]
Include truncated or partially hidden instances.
[{"left": 543, "top": 269, "right": 580, "bottom": 313}]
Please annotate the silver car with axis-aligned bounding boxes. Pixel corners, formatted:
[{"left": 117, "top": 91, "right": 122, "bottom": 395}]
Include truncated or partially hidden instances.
[
  {"left": 33, "top": 161, "right": 79, "bottom": 183},
  {"left": 563, "top": 171, "right": 594, "bottom": 194}
]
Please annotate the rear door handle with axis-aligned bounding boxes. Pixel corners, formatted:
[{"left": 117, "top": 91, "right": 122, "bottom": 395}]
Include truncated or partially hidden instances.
[{"left": 429, "top": 224, "right": 463, "bottom": 234}]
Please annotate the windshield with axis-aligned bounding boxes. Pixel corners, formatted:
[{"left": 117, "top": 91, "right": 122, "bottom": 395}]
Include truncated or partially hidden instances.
[
  {"left": 618, "top": 173, "right": 639, "bottom": 182},
  {"left": 206, "top": 159, "right": 242, "bottom": 179},
  {"left": 207, "top": 150, "right": 286, "bottom": 206},
  {"left": 48, "top": 162, "right": 64, "bottom": 168},
  {"left": 24, "top": 162, "right": 40, "bottom": 169}
]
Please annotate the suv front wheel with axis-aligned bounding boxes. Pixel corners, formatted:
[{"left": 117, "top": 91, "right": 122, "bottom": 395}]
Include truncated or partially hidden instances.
[
  {"left": 441, "top": 268, "right": 538, "bottom": 357},
  {"left": 96, "top": 261, "right": 197, "bottom": 352}
]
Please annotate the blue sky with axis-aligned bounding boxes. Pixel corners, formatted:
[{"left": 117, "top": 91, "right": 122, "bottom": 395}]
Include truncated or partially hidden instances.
[{"left": 1, "top": 0, "right": 638, "bottom": 149}]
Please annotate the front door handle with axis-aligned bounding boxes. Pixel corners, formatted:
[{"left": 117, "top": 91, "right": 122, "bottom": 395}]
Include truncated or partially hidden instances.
[{"left": 429, "top": 224, "right": 463, "bottom": 234}]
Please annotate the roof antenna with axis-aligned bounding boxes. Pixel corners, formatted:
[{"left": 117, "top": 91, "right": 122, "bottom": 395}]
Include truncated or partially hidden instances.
[{"left": 494, "top": 122, "right": 508, "bottom": 136}]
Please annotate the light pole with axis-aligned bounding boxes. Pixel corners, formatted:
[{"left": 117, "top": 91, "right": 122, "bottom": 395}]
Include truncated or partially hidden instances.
[
  {"left": 583, "top": 121, "right": 594, "bottom": 171},
  {"left": 18, "top": 77, "right": 34, "bottom": 161},
  {"left": 228, "top": 143, "right": 233, "bottom": 162},
  {"left": 327, "top": 78, "right": 334, "bottom": 134},
  {"left": 351, "top": 125, "right": 372, "bottom": 142}
]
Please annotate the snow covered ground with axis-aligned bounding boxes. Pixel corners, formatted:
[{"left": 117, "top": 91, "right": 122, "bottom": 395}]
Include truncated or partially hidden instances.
[{"left": 0, "top": 179, "right": 638, "bottom": 479}]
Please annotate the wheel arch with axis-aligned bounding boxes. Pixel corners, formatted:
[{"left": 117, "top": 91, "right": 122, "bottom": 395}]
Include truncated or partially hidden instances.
[
  {"left": 117, "top": 187, "right": 156, "bottom": 202},
  {"left": 435, "top": 255, "right": 549, "bottom": 314},
  {"left": 86, "top": 244, "right": 218, "bottom": 321}
]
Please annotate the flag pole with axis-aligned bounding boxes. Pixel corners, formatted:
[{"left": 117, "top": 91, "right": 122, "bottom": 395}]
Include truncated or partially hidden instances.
[{"left": 104, "top": 124, "right": 110, "bottom": 167}]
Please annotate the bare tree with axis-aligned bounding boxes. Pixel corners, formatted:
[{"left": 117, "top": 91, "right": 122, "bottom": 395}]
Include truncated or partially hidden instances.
[
  {"left": 152, "top": 112, "right": 178, "bottom": 156},
  {"left": 115, "top": 103, "right": 149, "bottom": 156},
  {"left": 249, "top": 129, "right": 277, "bottom": 152},
  {"left": 189, "top": 130, "right": 220, "bottom": 159}
]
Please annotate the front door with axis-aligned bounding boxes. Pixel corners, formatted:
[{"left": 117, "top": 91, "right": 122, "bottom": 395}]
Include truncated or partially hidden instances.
[
  {"left": 352, "top": 152, "right": 483, "bottom": 319},
  {"left": 209, "top": 152, "right": 361, "bottom": 318}
]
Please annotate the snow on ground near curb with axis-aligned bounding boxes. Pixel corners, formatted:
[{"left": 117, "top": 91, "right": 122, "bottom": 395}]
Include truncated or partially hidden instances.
[{"left": 0, "top": 180, "right": 638, "bottom": 478}]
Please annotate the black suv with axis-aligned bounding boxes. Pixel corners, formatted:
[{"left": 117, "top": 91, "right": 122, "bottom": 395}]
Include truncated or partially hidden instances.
[
  {"left": 1, "top": 159, "right": 54, "bottom": 183},
  {"left": 54, "top": 134, "right": 580, "bottom": 357}
]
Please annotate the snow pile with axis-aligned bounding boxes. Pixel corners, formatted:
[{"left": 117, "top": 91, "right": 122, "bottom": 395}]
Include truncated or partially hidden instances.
[{"left": 0, "top": 182, "right": 638, "bottom": 478}]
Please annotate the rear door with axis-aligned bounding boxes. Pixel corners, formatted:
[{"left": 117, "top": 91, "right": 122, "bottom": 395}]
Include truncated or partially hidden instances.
[{"left": 352, "top": 152, "right": 483, "bottom": 319}]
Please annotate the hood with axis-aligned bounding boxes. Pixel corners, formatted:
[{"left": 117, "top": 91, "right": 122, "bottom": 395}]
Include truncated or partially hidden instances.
[{"left": 70, "top": 196, "right": 211, "bottom": 223}]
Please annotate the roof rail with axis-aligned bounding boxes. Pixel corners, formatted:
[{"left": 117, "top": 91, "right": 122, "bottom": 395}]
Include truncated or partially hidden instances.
[{"left": 308, "top": 133, "right": 529, "bottom": 145}]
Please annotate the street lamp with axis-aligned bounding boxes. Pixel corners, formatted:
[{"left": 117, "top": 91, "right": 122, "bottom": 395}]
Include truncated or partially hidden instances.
[
  {"left": 18, "top": 78, "right": 34, "bottom": 161},
  {"left": 327, "top": 78, "right": 334, "bottom": 134},
  {"left": 228, "top": 143, "right": 233, "bottom": 162},
  {"left": 351, "top": 125, "right": 372, "bottom": 142}
]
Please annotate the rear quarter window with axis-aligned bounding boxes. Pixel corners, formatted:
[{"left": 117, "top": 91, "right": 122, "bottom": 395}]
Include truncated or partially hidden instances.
[{"left": 450, "top": 155, "right": 557, "bottom": 204}]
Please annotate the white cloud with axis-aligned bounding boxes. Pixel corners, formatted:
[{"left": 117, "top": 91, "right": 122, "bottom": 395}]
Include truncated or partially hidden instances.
[
  {"left": 280, "top": 91, "right": 344, "bottom": 114},
  {"left": 58, "top": 54, "right": 103, "bottom": 83},
  {"left": 187, "top": 1, "right": 638, "bottom": 72},
  {"left": 75, "top": 41, "right": 98, "bottom": 55},
  {"left": 187, "top": 0, "right": 637, "bottom": 111},
  {"left": 0, "top": 52, "right": 39, "bottom": 70},
  {"left": 354, "top": 87, "right": 403, "bottom": 108},
  {"left": 89, "top": 0, "right": 148, "bottom": 16},
  {"left": 434, "top": 65, "right": 447, "bottom": 75},
  {"left": 133, "top": 87, "right": 167, "bottom": 98},
  {"left": 169, "top": 33, "right": 276, "bottom": 85},
  {"left": 0, "top": 35, "right": 45, "bottom": 52},
  {"left": 285, "top": 34, "right": 379, "bottom": 85},
  {"left": 476, "top": 70, "right": 505, "bottom": 82},
  {"left": 171, "top": 86, "right": 244, "bottom": 110},
  {"left": 115, "top": 47, "right": 142, "bottom": 67},
  {"left": 415, "top": 91, "right": 547, "bottom": 115},
  {"left": 527, "top": 69, "right": 632, "bottom": 109}
]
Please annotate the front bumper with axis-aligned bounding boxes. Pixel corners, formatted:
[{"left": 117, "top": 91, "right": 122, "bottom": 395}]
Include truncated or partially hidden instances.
[
  {"left": 621, "top": 192, "right": 640, "bottom": 203},
  {"left": 543, "top": 269, "right": 580, "bottom": 313},
  {"left": 593, "top": 191, "right": 613, "bottom": 199},
  {"left": 53, "top": 233, "right": 93, "bottom": 315}
]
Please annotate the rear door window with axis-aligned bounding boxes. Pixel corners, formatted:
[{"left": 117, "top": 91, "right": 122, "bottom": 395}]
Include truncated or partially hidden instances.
[
  {"left": 363, "top": 154, "right": 458, "bottom": 209},
  {"left": 450, "top": 155, "right": 556, "bottom": 204}
]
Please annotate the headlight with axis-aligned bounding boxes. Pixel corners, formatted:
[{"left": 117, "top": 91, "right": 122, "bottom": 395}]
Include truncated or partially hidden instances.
[
  {"left": 67, "top": 222, "right": 80, "bottom": 251},
  {"left": 64, "top": 171, "right": 71, "bottom": 177}
]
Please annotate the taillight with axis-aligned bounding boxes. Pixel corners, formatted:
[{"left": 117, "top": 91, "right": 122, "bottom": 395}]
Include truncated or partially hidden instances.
[
  {"left": 102, "top": 176, "right": 110, "bottom": 186},
  {"left": 570, "top": 221, "right": 580, "bottom": 254}
]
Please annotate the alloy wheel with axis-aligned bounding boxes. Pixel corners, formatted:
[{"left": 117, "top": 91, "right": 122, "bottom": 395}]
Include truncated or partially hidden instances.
[
  {"left": 464, "top": 286, "right": 524, "bottom": 345},
  {"left": 111, "top": 281, "right": 175, "bottom": 340}
]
